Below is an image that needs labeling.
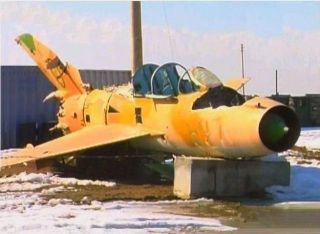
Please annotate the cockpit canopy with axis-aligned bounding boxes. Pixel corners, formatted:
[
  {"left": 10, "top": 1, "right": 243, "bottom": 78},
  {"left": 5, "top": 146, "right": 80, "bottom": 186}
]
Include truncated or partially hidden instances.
[
  {"left": 188, "top": 66, "right": 222, "bottom": 90},
  {"left": 132, "top": 63, "right": 198, "bottom": 97},
  {"left": 132, "top": 63, "right": 244, "bottom": 108}
]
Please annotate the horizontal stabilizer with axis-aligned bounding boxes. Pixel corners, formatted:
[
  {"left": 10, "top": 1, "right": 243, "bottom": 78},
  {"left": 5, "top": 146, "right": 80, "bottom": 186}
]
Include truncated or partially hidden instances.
[{"left": 224, "top": 77, "right": 250, "bottom": 91}]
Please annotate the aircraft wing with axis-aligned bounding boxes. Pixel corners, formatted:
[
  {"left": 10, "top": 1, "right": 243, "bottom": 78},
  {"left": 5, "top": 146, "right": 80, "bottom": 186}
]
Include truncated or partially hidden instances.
[{"left": 1, "top": 124, "right": 157, "bottom": 168}]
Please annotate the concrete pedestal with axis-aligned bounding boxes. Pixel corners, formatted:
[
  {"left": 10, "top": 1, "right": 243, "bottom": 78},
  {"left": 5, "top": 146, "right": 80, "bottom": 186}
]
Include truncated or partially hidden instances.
[{"left": 174, "top": 156, "right": 290, "bottom": 198}]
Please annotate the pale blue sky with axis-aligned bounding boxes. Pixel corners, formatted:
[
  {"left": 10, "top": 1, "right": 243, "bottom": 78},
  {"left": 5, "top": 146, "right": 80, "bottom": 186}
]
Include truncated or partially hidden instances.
[
  {"left": 2, "top": 1, "right": 320, "bottom": 95},
  {"left": 45, "top": 1, "right": 320, "bottom": 36}
]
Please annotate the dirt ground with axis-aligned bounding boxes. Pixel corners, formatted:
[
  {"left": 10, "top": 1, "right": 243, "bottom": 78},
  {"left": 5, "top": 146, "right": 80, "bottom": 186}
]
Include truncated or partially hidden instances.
[{"left": 40, "top": 183, "right": 175, "bottom": 203}]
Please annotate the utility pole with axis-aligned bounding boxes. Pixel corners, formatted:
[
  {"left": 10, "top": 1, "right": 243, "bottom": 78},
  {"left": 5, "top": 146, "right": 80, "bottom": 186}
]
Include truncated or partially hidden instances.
[
  {"left": 130, "top": 1, "right": 143, "bottom": 76},
  {"left": 275, "top": 69, "right": 279, "bottom": 95},
  {"left": 241, "top": 44, "right": 245, "bottom": 96}
]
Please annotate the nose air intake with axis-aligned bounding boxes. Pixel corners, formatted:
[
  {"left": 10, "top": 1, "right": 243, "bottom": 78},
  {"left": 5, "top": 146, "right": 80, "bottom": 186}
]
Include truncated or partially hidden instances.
[{"left": 259, "top": 106, "right": 300, "bottom": 152}]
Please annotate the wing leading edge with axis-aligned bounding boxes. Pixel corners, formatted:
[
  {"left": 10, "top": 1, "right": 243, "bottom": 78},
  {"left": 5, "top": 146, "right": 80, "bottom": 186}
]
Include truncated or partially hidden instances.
[{"left": 1, "top": 124, "right": 156, "bottom": 168}]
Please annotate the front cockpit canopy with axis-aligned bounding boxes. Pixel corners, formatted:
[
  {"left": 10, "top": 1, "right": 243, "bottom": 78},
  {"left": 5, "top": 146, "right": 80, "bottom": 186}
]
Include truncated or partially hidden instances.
[{"left": 132, "top": 63, "right": 197, "bottom": 97}]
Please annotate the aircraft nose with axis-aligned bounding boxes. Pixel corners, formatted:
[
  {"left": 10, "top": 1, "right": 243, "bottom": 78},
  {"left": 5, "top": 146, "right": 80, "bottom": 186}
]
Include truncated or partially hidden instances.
[
  {"left": 259, "top": 106, "right": 300, "bottom": 152},
  {"left": 260, "top": 113, "right": 288, "bottom": 144}
]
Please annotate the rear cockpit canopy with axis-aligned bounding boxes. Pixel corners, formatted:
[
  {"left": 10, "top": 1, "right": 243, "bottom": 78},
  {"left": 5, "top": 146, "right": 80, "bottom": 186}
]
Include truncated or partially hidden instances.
[{"left": 132, "top": 63, "right": 197, "bottom": 98}]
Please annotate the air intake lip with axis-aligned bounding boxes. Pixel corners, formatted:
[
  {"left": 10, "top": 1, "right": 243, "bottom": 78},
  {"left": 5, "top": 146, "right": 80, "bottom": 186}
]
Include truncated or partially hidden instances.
[{"left": 259, "top": 106, "right": 300, "bottom": 152}]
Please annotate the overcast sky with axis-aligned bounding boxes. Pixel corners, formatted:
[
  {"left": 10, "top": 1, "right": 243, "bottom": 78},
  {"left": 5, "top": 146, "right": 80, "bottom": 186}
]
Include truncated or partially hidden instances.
[{"left": 1, "top": 1, "right": 319, "bottom": 95}]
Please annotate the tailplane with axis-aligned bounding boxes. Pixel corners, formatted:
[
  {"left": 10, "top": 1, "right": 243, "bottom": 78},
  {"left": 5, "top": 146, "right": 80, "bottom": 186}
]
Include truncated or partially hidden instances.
[{"left": 16, "top": 33, "right": 85, "bottom": 99}]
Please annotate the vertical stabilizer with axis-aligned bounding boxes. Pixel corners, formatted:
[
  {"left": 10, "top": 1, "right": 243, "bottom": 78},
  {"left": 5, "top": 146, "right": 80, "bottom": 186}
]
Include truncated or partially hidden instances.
[{"left": 16, "top": 33, "right": 85, "bottom": 99}]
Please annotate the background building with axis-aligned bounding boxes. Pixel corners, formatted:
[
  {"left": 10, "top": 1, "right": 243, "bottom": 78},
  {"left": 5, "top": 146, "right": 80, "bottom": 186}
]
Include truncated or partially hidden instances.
[{"left": 270, "top": 94, "right": 320, "bottom": 127}]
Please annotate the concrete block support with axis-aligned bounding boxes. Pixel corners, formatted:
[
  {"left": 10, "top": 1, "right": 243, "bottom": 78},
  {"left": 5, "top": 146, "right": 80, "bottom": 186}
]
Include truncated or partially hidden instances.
[{"left": 174, "top": 157, "right": 290, "bottom": 198}]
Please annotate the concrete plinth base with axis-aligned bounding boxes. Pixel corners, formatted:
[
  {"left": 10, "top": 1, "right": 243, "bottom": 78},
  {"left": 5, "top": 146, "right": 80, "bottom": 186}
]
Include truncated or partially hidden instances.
[{"left": 174, "top": 157, "right": 290, "bottom": 198}]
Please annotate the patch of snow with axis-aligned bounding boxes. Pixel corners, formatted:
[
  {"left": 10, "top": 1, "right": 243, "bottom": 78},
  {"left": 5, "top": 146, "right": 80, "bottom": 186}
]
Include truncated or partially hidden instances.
[
  {"left": 47, "top": 198, "right": 73, "bottom": 206},
  {"left": 0, "top": 172, "right": 115, "bottom": 193},
  {"left": 274, "top": 201, "right": 320, "bottom": 209},
  {"left": 0, "top": 191, "right": 235, "bottom": 233},
  {"left": 0, "top": 172, "right": 52, "bottom": 184},
  {"left": 267, "top": 161, "right": 320, "bottom": 201},
  {"left": 267, "top": 128, "right": 320, "bottom": 202},
  {"left": 0, "top": 192, "right": 42, "bottom": 211},
  {"left": 258, "top": 131, "right": 320, "bottom": 202},
  {"left": 0, "top": 171, "right": 234, "bottom": 232},
  {"left": 50, "top": 176, "right": 116, "bottom": 187},
  {"left": 295, "top": 127, "right": 320, "bottom": 150},
  {"left": 0, "top": 173, "right": 52, "bottom": 192},
  {"left": 0, "top": 148, "right": 19, "bottom": 162},
  {"left": 0, "top": 148, "right": 19, "bottom": 157},
  {"left": 40, "top": 186, "right": 66, "bottom": 195},
  {"left": 0, "top": 197, "right": 236, "bottom": 233}
]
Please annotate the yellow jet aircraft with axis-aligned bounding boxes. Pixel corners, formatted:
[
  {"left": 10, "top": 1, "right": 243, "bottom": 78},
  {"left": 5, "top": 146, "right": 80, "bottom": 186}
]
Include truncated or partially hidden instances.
[{"left": 1, "top": 33, "right": 300, "bottom": 169}]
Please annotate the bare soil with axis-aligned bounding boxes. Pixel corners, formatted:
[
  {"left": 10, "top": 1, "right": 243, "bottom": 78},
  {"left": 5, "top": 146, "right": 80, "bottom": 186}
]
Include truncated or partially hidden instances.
[
  {"left": 291, "top": 146, "right": 320, "bottom": 159},
  {"left": 40, "top": 183, "right": 175, "bottom": 203}
]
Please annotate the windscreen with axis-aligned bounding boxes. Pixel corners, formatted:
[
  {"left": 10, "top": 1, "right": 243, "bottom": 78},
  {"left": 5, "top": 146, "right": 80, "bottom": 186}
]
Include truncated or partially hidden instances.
[{"left": 189, "top": 67, "right": 223, "bottom": 89}]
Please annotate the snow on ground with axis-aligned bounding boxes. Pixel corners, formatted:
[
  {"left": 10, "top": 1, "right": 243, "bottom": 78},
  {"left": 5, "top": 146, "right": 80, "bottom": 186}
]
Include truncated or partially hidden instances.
[
  {"left": 267, "top": 156, "right": 320, "bottom": 202},
  {"left": 0, "top": 149, "right": 19, "bottom": 155},
  {"left": 0, "top": 195, "right": 236, "bottom": 233},
  {"left": 267, "top": 128, "right": 320, "bottom": 202},
  {"left": 0, "top": 172, "right": 115, "bottom": 192},
  {"left": 0, "top": 172, "right": 235, "bottom": 233},
  {"left": 295, "top": 127, "right": 320, "bottom": 150},
  {"left": 0, "top": 148, "right": 18, "bottom": 159},
  {"left": 0, "top": 175, "right": 236, "bottom": 233}
]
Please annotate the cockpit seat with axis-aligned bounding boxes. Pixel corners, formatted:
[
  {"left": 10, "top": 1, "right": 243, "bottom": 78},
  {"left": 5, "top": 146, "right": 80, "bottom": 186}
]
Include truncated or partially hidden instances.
[
  {"left": 152, "top": 64, "right": 179, "bottom": 96},
  {"left": 179, "top": 79, "right": 195, "bottom": 94}
]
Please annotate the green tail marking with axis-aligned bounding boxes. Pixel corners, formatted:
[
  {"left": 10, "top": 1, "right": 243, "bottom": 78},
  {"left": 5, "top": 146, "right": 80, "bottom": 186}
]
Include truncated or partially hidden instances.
[{"left": 19, "top": 34, "right": 36, "bottom": 53}]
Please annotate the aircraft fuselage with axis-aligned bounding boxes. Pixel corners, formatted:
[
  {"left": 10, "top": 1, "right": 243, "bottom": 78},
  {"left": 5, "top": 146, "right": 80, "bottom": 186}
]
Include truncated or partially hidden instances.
[{"left": 59, "top": 88, "right": 299, "bottom": 159}]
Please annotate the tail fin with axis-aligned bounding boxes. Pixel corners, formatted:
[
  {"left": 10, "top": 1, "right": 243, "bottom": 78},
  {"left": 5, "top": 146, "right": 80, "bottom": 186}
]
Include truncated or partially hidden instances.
[{"left": 16, "top": 33, "right": 85, "bottom": 99}]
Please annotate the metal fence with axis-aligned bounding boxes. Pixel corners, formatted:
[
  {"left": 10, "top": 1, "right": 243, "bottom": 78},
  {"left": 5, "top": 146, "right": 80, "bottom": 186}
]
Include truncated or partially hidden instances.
[{"left": 1, "top": 66, "right": 131, "bottom": 149}]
